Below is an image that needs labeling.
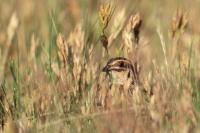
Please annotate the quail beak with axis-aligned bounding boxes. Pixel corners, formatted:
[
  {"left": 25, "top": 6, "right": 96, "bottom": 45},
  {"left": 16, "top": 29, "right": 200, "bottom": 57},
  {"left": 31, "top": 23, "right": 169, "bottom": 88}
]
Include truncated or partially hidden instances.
[{"left": 102, "top": 65, "right": 109, "bottom": 72}]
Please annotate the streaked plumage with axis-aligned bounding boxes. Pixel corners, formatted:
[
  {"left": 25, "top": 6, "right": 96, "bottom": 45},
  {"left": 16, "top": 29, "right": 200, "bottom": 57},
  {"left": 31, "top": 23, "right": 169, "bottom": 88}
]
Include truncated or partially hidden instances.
[{"left": 102, "top": 57, "right": 140, "bottom": 86}]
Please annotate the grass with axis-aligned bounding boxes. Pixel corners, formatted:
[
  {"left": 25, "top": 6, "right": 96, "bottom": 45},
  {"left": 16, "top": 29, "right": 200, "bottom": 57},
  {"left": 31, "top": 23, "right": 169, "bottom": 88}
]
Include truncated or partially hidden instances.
[{"left": 0, "top": 0, "right": 200, "bottom": 132}]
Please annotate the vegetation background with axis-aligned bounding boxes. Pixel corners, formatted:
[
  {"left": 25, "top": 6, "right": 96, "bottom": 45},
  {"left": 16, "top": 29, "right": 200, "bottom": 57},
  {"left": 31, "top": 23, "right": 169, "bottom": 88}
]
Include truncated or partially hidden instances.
[{"left": 0, "top": 0, "right": 200, "bottom": 132}]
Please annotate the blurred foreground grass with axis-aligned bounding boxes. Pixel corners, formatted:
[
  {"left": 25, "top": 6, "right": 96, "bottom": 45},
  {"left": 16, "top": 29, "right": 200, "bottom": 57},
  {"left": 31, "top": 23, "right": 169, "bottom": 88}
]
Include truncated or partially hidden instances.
[{"left": 1, "top": 0, "right": 200, "bottom": 132}]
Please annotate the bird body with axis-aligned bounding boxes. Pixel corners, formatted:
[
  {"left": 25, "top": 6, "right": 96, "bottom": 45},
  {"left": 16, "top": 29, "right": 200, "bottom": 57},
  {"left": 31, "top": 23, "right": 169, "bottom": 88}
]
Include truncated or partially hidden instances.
[{"left": 102, "top": 57, "right": 140, "bottom": 87}]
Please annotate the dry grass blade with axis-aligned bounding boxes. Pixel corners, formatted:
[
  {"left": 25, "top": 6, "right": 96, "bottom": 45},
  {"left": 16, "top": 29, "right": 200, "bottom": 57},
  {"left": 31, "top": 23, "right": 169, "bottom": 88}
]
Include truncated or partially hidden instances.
[
  {"left": 37, "top": 107, "right": 135, "bottom": 131},
  {"left": 0, "top": 12, "right": 19, "bottom": 85},
  {"left": 0, "top": 1, "right": 200, "bottom": 132}
]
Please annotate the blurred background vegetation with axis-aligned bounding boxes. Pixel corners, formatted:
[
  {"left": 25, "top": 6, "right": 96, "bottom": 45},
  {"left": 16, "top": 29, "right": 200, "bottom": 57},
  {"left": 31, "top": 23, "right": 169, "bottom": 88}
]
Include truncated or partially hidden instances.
[{"left": 0, "top": 0, "right": 200, "bottom": 132}]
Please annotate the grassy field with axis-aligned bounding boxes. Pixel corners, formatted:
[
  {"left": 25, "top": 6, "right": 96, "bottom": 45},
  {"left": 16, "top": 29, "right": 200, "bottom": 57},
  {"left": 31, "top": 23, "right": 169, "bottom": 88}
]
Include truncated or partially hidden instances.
[{"left": 1, "top": 0, "right": 200, "bottom": 132}]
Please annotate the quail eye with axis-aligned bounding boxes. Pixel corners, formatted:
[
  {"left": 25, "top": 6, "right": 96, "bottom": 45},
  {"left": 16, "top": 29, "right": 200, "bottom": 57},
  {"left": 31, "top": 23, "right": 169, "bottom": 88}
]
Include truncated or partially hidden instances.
[{"left": 119, "top": 62, "right": 124, "bottom": 67}]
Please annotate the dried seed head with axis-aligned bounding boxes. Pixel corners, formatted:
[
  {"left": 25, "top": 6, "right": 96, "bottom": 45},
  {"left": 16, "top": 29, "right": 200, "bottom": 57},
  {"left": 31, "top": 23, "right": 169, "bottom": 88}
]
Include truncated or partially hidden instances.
[
  {"left": 171, "top": 9, "right": 188, "bottom": 38},
  {"left": 126, "top": 13, "right": 142, "bottom": 44},
  {"left": 180, "top": 53, "right": 189, "bottom": 75},
  {"left": 67, "top": 24, "right": 84, "bottom": 76},
  {"left": 7, "top": 12, "right": 19, "bottom": 44},
  {"left": 100, "top": 34, "right": 108, "bottom": 53},
  {"left": 111, "top": 9, "right": 125, "bottom": 35},
  {"left": 99, "top": 3, "right": 112, "bottom": 32},
  {"left": 57, "top": 34, "right": 68, "bottom": 67},
  {"left": 122, "top": 13, "right": 142, "bottom": 57}
]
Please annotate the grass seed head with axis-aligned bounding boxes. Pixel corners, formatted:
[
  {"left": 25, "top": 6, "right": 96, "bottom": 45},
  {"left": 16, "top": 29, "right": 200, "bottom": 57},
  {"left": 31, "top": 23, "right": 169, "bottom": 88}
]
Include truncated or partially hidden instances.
[
  {"left": 171, "top": 9, "right": 188, "bottom": 38},
  {"left": 122, "top": 12, "right": 142, "bottom": 57},
  {"left": 130, "top": 13, "right": 142, "bottom": 44},
  {"left": 57, "top": 34, "right": 68, "bottom": 68},
  {"left": 125, "top": 13, "right": 142, "bottom": 44},
  {"left": 99, "top": 3, "right": 112, "bottom": 32}
]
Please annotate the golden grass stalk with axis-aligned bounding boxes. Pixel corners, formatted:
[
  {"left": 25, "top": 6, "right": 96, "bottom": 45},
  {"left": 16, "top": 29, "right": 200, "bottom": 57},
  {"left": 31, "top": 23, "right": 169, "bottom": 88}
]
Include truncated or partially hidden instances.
[{"left": 0, "top": 12, "right": 19, "bottom": 86}]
